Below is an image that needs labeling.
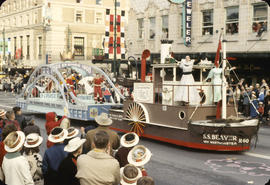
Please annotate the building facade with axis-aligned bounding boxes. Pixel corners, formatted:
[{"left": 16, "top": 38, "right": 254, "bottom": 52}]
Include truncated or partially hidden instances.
[
  {"left": 0, "top": 0, "right": 129, "bottom": 67},
  {"left": 127, "top": 0, "right": 270, "bottom": 82}
]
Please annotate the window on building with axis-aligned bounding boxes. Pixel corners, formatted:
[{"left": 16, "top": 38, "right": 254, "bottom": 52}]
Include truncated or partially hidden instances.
[
  {"left": 20, "top": 36, "right": 23, "bottom": 59},
  {"left": 226, "top": 6, "right": 239, "bottom": 34},
  {"left": 20, "top": 16, "right": 23, "bottom": 26},
  {"left": 95, "top": 12, "right": 103, "bottom": 24},
  {"left": 76, "top": 0, "right": 82, "bottom": 3},
  {"left": 74, "top": 37, "right": 84, "bottom": 56},
  {"left": 180, "top": 13, "right": 183, "bottom": 38},
  {"left": 202, "top": 10, "right": 213, "bottom": 35},
  {"left": 27, "top": 14, "right": 30, "bottom": 25},
  {"left": 26, "top": 35, "right": 30, "bottom": 59},
  {"left": 96, "top": 0, "right": 102, "bottom": 5},
  {"left": 252, "top": 4, "right": 268, "bottom": 36},
  {"left": 116, "top": 2, "right": 120, "bottom": 7},
  {"left": 38, "top": 36, "right": 42, "bottom": 59},
  {"left": 34, "top": 12, "right": 37, "bottom": 24},
  {"left": 149, "top": 17, "right": 156, "bottom": 39},
  {"left": 138, "top": 18, "right": 144, "bottom": 39},
  {"left": 162, "top": 15, "right": 169, "bottom": 39},
  {"left": 14, "top": 37, "right": 17, "bottom": 58},
  {"left": 76, "top": 11, "right": 83, "bottom": 23}
]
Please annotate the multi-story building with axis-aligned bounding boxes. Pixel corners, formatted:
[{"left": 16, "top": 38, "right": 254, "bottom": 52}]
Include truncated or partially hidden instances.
[
  {"left": 128, "top": 0, "right": 270, "bottom": 82},
  {"left": 0, "top": 0, "right": 129, "bottom": 67}
]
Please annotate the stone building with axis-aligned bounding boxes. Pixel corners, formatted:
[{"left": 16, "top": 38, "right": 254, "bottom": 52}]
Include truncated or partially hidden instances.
[
  {"left": 127, "top": 0, "right": 270, "bottom": 82},
  {"left": 0, "top": 0, "right": 129, "bottom": 67}
]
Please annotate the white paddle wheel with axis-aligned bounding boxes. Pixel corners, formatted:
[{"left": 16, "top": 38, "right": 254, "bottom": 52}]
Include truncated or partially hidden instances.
[{"left": 125, "top": 102, "right": 149, "bottom": 136}]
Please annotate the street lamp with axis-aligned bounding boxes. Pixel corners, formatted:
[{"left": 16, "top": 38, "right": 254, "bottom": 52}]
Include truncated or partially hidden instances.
[{"left": 128, "top": 56, "right": 137, "bottom": 80}]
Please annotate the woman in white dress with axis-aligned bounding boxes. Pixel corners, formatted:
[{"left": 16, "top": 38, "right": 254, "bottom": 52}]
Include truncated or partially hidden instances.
[
  {"left": 174, "top": 56, "right": 201, "bottom": 105},
  {"left": 205, "top": 66, "right": 223, "bottom": 103}
]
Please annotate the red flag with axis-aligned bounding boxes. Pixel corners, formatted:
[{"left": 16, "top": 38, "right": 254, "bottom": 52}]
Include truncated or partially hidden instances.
[{"left": 214, "top": 40, "right": 222, "bottom": 67}]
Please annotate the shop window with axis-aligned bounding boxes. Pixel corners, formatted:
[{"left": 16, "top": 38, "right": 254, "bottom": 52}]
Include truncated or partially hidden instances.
[
  {"left": 202, "top": 10, "right": 213, "bottom": 35},
  {"left": 74, "top": 37, "right": 84, "bottom": 56},
  {"left": 138, "top": 18, "right": 144, "bottom": 39},
  {"left": 149, "top": 17, "right": 156, "bottom": 39},
  {"left": 252, "top": 4, "right": 267, "bottom": 37},
  {"left": 226, "top": 7, "right": 239, "bottom": 34},
  {"left": 162, "top": 15, "right": 169, "bottom": 39}
]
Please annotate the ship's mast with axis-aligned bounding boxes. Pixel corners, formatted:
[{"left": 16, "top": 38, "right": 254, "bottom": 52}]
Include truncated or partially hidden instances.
[{"left": 222, "top": 31, "right": 227, "bottom": 119}]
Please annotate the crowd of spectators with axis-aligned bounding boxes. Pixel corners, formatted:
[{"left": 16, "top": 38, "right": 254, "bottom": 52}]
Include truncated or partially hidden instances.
[
  {"left": 0, "top": 71, "right": 30, "bottom": 94},
  {"left": 228, "top": 78, "right": 270, "bottom": 123},
  {"left": 0, "top": 107, "right": 154, "bottom": 185}
]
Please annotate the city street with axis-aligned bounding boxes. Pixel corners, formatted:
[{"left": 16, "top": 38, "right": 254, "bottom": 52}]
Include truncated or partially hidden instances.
[{"left": 0, "top": 91, "right": 270, "bottom": 185}]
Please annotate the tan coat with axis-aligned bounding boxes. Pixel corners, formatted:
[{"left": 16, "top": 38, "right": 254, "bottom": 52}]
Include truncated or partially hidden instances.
[
  {"left": 84, "top": 126, "right": 120, "bottom": 152},
  {"left": 76, "top": 150, "right": 120, "bottom": 185}
]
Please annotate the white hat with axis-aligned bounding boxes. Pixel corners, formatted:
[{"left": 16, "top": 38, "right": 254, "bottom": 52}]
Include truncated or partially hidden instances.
[
  {"left": 127, "top": 145, "right": 152, "bottom": 167},
  {"left": 120, "top": 132, "right": 139, "bottom": 148},
  {"left": 48, "top": 127, "right": 68, "bottom": 143},
  {"left": 120, "top": 164, "right": 142, "bottom": 185},
  {"left": 64, "top": 137, "right": 86, "bottom": 153},
  {"left": 0, "top": 109, "right": 6, "bottom": 117},
  {"left": 24, "top": 133, "right": 43, "bottom": 148},
  {"left": 66, "top": 127, "right": 79, "bottom": 139},
  {"left": 95, "top": 113, "right": 112, "bottom": 126},
  {"left": 4, "top": 131, "right": 25, "bottom": 153}
]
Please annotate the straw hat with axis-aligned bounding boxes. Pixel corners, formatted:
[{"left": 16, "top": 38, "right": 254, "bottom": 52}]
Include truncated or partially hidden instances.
[
  {"left": 0, "top": 109, "right": 6, "bottom": 117},
  {"left": 48, "top": 127, "right": 68, "bottom": 143},
  {"left": 120, "top": 132, "right": 139, "bottom": 148},
  {"left": 120, "top": 164, "right": 142, "bottom": 185},
  {"left": 66, "top": 127, "right": 79, "bottom": 139},
  {"left": 127, "top": 145, "right": 152, "bottom": 167},
  {"left": 24, "top": 133, "right": 43, "bottom": 148},
  {"left": 4, "top": 131, "right": 25, "bottom": 153},
  {"left": 95, "top": 113, "right": 112, "bottom": 126},
  {"left": 64, "top": 137, "right": 86, "bottom": 153}
]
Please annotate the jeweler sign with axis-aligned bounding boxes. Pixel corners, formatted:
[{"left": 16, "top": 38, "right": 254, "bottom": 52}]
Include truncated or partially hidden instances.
[{"left": 185, "top": 0, "right": 192, "bottom": 46}]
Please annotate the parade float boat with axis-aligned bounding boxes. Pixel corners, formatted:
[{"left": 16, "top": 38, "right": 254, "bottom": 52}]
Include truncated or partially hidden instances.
[
  {"left": 16, "top": 62, "right": 124, "bottom": 121},
  {"left": 109, "top": 40, "right": 259, "bottom": 151}
]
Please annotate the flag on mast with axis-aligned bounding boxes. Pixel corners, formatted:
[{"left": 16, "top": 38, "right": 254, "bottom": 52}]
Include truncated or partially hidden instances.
[{"left": 214, "top": 39, "right": 222, "bottom": 68}]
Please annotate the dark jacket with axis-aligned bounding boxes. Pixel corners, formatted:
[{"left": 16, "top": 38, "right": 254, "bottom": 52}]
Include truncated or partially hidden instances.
[
  {"left": 58, "top": 153, "right": 80, "bottom": 185},
  {"left": 0, "top": 119, "right": 20, "bottom": 131},
  {"left": 23, "top": 124, "right": 41, "bottom": 136},
  {"left": 115, "top": 147, "right": 133, "bottom": 168},
  {"left": 42, "top": 143, "right": 68, "bottom": 185},
  {"left": 15, "top": 114, "right": 27, "bottom": 130}
]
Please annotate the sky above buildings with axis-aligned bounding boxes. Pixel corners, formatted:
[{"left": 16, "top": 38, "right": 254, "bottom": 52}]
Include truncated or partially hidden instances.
[{"left": 130, "top": 0, "right": 170, "bottom": 12}]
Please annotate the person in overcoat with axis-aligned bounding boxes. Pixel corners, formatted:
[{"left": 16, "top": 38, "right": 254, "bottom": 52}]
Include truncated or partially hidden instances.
[
  {"left": 84, "top": 113, "right": 120, "bottom": 153},
  {"left": 58, "top": 137, "right": 85, "bottom": 185}
]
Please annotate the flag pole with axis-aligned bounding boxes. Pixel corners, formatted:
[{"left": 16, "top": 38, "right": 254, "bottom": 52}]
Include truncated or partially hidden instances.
[{"left": 222, "top": 29, "right": 227, "bottom": 119}]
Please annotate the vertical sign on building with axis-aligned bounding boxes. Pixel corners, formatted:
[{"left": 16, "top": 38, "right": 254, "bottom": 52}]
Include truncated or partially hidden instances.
[{"left": 185, "top": 0, "right": 192, "bottom": 46}]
